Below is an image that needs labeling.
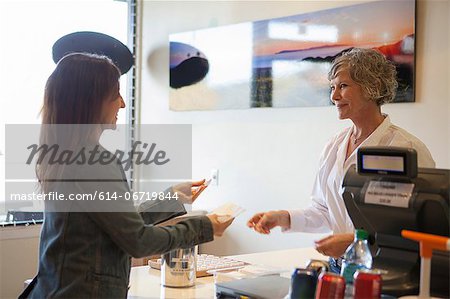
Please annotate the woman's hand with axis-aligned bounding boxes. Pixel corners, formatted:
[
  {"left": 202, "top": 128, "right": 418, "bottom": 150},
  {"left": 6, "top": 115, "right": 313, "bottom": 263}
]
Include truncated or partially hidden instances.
[
  {"left": 207, "top": 214, "right": 234, "bottom": 237},
  {"left": 247, "top": 210, "right": 290, "bottom": 234},
  {"left": 314, "top": 233, "right": 353, "bottom": 258},
  {"left": 171, "top": 179, "right": 207, "bottom": 204}
]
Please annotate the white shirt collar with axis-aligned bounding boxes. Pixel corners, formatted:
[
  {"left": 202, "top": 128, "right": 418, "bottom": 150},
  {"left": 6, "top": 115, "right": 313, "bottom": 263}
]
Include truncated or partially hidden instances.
[
  {"left": 343, "top": 114, "right": 391, "bottom": 167},
  {"left": 359, "top": 114, "right": 391, "bottom": 147}
]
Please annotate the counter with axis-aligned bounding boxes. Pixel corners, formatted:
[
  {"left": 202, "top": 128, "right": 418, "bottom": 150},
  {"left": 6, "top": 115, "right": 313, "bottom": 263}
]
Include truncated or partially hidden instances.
[{"left": 128, "top": 247, "right": 325, "bottom": 298}]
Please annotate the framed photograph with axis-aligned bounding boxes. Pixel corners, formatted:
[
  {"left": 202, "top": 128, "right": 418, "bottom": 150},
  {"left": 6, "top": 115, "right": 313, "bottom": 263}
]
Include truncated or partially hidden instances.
[{"left": 169, "top": 0, "right": 416, "bottom": 111}]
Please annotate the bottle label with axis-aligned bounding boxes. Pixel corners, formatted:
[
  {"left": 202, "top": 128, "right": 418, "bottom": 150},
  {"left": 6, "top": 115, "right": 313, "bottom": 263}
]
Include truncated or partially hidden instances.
[{"left": 341, "top": 263, "right": 366, "bottom": 283}]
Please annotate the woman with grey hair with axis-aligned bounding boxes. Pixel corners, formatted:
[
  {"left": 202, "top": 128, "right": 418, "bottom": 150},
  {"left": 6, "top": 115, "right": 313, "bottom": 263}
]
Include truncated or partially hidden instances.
[{"left": 247, "top": 48, "right": 435, "bottom": 272}]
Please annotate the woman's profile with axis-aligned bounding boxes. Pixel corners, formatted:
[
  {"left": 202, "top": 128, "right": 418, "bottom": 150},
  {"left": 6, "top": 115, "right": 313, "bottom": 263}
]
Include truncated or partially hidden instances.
[{"left": 21, "top": 53, "right": 233, "bottom": 298}]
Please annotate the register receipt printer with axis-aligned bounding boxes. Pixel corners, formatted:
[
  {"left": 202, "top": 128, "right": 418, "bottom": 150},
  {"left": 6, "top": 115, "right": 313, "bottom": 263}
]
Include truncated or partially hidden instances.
[{"left": 342, "top": 147, "right": 449, "bottom": 297}]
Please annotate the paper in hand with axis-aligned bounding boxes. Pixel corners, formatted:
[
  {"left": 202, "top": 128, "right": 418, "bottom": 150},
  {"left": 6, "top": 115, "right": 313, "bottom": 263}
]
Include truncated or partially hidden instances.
[
  {"left": 212, "top": 202, "right": 245, "bottom": 222},
  {"left": 192, "top": 179, "right": 211, "bottom": 200}
]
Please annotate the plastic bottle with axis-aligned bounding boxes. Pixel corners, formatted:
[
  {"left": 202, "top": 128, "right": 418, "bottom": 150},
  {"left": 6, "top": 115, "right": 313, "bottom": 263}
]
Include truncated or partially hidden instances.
[{"left": 341, "top": 229, "right": 372, "bottom": 284}]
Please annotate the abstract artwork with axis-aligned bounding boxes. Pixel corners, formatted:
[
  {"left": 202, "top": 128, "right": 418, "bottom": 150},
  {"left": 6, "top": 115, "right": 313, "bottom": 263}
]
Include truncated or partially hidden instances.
[{"left": 169, "top": 0, "right": 416, "bottom": 111}]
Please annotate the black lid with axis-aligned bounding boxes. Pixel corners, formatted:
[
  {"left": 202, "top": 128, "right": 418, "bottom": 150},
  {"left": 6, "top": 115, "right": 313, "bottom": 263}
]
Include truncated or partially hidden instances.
[{"left": 52, "top": 31, "right": 133, "bottom": 75}]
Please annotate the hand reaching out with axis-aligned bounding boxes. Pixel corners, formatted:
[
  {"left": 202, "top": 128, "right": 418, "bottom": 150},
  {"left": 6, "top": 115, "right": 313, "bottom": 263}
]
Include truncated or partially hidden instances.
[
  {"left": 207, "top": 214, "right": 234, "bottom": 237},
  {"left": 314, "top": 233, "right": 353, "bottom": 258},
  {"left": 171, "top": 179, "right": 208, "bottom": 205},
  {"left": 247, "top": 210, "right": 291, "bottom": 234}
]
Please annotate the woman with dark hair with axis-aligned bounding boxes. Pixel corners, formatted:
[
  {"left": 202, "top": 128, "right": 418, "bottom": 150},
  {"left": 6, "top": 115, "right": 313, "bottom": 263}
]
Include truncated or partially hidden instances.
[
  {"left": 247, "top": 48, "right": 435, "bottom": 272},
  {"left": 22, "top": 53, "right": 233, "bottom": 298}
]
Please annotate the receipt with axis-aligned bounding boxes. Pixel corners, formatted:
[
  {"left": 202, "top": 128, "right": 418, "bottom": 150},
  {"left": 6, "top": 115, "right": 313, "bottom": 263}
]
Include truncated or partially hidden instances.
[
  {"left": 238, "top": 264, "right": 288, "bottom": 277},
  {"left": 212, "top": 202, "right": 245, "bottom": 222}
]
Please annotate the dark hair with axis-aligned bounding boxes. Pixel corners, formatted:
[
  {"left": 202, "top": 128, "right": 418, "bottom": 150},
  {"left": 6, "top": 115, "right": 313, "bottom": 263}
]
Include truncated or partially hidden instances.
[
  {"left": 37, "top": 53, "right": 120, "bottom": 192},
  {"left": 328, "top": 48, "right": 398, "bottom": 105},
  {"left": 42, "top": 52, "right": 120, "bottom": 124}
]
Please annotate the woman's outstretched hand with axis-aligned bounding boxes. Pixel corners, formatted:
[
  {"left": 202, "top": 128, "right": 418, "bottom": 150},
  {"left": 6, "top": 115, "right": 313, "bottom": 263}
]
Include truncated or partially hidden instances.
[
  {"left": 172, "top": 179, "right": 208, "bottom": 204},
  {"left": 247, "top": 210, "right": 290, "bottom": 234},
  {"left": 207, "top": 214, "right": 234, "bottom": 237}
]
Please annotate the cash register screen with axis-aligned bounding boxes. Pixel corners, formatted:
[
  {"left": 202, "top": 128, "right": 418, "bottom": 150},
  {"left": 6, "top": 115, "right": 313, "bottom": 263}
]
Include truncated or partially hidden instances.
[
  {"left": 345, "top": 147, "right": 449, "bottom": 297},
  {"left": 362, "top": 155, "right": 404, "bottom": 172}
]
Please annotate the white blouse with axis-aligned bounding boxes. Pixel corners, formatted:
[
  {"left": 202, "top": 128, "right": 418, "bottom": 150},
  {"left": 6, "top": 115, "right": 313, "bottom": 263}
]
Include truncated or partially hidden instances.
[{"left": 286, "top": 115, "right": 435, "bottom": 234}]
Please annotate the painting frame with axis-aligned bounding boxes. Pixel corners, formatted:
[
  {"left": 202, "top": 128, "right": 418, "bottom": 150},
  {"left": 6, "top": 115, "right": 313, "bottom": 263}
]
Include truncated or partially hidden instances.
[{"left": 169, "top": 0, "right": 416, "bottom": 111}]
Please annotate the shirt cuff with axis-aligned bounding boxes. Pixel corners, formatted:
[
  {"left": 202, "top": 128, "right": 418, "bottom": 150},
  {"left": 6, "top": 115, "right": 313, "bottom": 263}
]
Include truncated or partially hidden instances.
[{"left": 282, "top": 209, "right": 306, "bottom": 233}]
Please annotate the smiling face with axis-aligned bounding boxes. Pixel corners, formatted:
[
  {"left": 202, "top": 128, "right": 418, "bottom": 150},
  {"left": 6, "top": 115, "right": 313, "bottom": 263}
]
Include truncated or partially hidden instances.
[
  {"left": 330, "top": 68, "right": 377, "bottom": 121},
  {"left": 101, "top": 83, "right": 125, "bottom": 129}
]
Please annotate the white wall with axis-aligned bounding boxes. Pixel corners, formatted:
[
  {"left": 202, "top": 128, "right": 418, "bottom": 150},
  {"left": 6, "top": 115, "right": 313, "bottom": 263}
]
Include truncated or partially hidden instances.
[
  {"left": 1, "top": 1, "right": 448, "bottom": 297},
  {"left": 140, "top": 0, "right": 449, "bottom": 256}
]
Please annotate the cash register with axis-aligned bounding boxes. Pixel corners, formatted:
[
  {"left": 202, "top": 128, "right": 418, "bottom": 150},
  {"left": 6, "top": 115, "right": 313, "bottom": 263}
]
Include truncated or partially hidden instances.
[
  {"left": 342, "top": 147, "right": 449, "bottom": 297},
  {"left": 216, "top": 147, "right": 448, "bottom": 299}
]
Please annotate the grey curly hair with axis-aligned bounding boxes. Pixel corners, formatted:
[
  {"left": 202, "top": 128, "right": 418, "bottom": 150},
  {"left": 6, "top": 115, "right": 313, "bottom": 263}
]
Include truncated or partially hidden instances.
[{"left": 328, "top": 48, "right": 398, "bottom": 105}]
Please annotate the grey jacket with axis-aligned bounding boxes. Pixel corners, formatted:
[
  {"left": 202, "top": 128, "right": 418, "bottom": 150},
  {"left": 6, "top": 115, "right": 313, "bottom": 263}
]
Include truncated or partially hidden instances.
[{"left": 22, "top": 150, "right": 214, "bottom": 298}]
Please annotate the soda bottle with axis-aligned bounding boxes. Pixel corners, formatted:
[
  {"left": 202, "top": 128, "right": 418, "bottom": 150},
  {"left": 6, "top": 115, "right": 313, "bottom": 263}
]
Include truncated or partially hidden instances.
[{"left": 340, "top": 229, "right": 372, "bottom": 284}]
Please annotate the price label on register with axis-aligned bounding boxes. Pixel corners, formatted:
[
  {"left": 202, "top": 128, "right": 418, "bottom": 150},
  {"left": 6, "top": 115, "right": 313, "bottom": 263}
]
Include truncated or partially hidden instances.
[{"left": 364, "top": 181, "right": 414, "bottom": 208}]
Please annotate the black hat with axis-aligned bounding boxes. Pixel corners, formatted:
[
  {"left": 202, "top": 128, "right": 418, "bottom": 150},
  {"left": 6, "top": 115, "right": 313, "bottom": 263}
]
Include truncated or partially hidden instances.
[{"left": 52, "top": 31, "right": 133, "bottom": 75}]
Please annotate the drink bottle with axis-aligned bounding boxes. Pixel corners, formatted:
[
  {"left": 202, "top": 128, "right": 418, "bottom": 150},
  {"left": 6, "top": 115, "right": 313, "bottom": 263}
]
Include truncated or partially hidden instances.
[{"left": 340, "top": 229, "right": 372, "bottom": 284}]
